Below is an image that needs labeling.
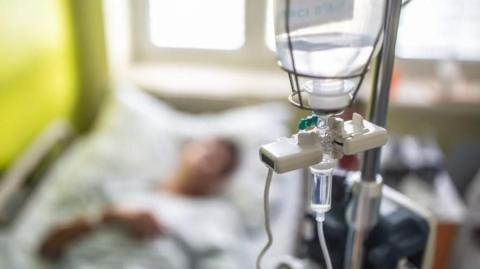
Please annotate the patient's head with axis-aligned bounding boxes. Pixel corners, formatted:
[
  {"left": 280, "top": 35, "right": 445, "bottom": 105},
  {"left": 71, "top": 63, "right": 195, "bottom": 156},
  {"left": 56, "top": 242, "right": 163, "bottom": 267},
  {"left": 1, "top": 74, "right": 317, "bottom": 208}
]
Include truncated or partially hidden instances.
[{"left": 170, "top": 137, "right": 239, "bottom": 197}]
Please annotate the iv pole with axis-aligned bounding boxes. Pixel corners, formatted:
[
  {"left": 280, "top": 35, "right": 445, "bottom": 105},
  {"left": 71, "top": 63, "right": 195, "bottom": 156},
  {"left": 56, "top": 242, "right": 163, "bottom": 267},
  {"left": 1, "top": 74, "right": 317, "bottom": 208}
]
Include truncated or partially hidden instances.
[{"left": 344, "top": 0, "right": 403, "bottom": 268}]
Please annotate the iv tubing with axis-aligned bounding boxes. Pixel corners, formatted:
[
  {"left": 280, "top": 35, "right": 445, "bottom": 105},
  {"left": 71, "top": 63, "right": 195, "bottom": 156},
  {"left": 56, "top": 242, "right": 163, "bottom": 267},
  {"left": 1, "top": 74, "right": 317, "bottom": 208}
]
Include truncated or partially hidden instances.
[
  {"left": 256, "top": 168, "right": 274, "bottom": 269},
  {"left": 317, "top": 218, "right": 333, "bottom": 269}
]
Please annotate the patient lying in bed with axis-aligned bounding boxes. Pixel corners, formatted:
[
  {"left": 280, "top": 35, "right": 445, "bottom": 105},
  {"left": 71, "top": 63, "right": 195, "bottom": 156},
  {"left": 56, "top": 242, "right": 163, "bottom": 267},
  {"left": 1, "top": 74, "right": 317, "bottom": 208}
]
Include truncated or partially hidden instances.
[{"left": 38, "top": 137, "right": 252, "bottom": 269}]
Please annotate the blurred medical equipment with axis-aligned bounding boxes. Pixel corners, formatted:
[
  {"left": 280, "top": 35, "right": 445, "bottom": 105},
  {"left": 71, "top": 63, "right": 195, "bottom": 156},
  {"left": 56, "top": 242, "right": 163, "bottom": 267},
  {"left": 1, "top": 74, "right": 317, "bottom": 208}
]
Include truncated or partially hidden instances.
[
  {"left": 257, "top": 1, "right": 435, "bottom": 269},
  {"left": 450, "top": 171, "right": 480, "bottom": 269}
]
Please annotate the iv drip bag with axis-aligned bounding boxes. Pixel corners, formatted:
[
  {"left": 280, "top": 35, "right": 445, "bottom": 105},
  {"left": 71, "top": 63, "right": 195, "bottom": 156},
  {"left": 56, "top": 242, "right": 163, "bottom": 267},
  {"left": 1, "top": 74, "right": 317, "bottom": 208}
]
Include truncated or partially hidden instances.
[{"left": 274, "top": 0, "right": 386, "bottom": 111}]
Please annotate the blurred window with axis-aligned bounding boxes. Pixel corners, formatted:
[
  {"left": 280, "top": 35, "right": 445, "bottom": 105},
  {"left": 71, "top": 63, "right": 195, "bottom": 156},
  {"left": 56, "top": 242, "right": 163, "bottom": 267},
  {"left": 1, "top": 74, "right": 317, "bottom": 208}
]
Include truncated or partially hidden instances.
[
  {"left": 131, "top": 0, "right": 275, "bottom": 68},
  {"left": 397, "top": 0, "right": 480, "bottom": 61},
  {"left": 149, "top": 0, "right": 245, "bottom": 50},
  {"left": 265, "top": 0, "right": 275, "bottom": 51}
]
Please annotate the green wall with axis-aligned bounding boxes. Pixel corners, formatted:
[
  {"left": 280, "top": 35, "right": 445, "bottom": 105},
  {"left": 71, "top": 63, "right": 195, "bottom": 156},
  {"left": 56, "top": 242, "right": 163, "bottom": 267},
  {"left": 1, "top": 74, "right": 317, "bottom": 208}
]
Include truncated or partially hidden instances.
[{"left": 0, "top": 0, "right": 77, "bottom": 170}]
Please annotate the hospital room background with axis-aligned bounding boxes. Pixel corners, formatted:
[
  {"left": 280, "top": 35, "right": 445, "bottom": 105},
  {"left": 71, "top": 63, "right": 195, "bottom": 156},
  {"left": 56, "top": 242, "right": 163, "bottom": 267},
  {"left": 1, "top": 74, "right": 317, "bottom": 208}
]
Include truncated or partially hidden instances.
[{"left": 0, "top": 0, "right": 479, "bottom": 269}]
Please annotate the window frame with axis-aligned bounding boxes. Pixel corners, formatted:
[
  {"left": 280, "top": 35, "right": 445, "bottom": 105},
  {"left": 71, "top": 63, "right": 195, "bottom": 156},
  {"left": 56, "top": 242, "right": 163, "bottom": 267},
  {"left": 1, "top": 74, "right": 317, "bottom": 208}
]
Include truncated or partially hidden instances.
[{"left": 130, "top": 0, "right": 277, "bottom": 69}]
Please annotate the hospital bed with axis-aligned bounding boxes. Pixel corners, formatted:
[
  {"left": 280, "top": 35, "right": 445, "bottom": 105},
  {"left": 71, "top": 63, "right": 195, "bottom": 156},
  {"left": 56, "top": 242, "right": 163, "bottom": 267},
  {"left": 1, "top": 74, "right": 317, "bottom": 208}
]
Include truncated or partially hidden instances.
[{"left": 0, "top": 86, "right": 304, "bottom": 268}]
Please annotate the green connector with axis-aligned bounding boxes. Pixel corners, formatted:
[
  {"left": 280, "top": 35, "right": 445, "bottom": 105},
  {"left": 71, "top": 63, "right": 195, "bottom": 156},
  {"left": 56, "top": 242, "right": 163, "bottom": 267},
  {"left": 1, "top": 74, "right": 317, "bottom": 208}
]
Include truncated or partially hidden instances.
[
  {"left": 298, "top": 119, "right": 309, "bottom": 130},
  {"left": 298, "top": 115, "right": 320, "bottom": 131}
]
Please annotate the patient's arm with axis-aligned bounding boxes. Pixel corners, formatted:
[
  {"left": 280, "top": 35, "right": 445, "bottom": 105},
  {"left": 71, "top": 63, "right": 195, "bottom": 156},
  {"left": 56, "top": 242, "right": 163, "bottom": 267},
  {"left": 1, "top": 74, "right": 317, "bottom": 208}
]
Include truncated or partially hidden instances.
[
  {"left": 101, "top": 207, "right": 165, "bottom": 239},
  {"left": 39, "top": 217, "right": 94, "bottom": 260},
  {"left": 39, "top": 208, "right": 164, "bottom": 260}
]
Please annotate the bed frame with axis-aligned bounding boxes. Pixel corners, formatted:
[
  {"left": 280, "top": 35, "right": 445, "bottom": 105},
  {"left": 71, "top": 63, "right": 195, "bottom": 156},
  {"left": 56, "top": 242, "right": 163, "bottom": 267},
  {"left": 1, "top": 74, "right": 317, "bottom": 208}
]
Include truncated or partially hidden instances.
[{"left": 0, "top": 121, "right": 75, "bottom": 228}]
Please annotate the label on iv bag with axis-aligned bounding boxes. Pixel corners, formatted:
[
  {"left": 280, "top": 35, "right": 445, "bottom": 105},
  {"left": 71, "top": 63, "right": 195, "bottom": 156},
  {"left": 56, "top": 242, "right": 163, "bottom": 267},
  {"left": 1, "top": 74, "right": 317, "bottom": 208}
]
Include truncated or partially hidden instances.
[{"left": 278, "top": 0, "right": 354, "bottom": 31}]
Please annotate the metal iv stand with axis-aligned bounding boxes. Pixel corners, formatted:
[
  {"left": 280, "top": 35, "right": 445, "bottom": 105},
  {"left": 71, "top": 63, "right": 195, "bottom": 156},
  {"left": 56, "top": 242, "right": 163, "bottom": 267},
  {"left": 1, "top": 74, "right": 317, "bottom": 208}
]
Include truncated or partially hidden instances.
[{"left": 344, "top": 0, "right": 403, "bottom": 269}]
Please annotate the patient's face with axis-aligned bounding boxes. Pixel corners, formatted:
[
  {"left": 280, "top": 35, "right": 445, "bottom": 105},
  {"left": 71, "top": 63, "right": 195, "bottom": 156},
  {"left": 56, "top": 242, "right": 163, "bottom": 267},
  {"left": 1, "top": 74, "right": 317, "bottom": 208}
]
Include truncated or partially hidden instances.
[{"left": 180, "top": 138, "right": 237, "bottom": 195}]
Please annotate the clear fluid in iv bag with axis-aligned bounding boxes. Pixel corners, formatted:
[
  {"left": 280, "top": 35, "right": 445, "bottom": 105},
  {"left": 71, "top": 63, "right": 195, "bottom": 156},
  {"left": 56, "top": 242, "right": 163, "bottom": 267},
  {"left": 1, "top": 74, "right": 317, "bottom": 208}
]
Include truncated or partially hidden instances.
[{"left": 276, "top": 33, "right": 374, "bottom": 80}]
